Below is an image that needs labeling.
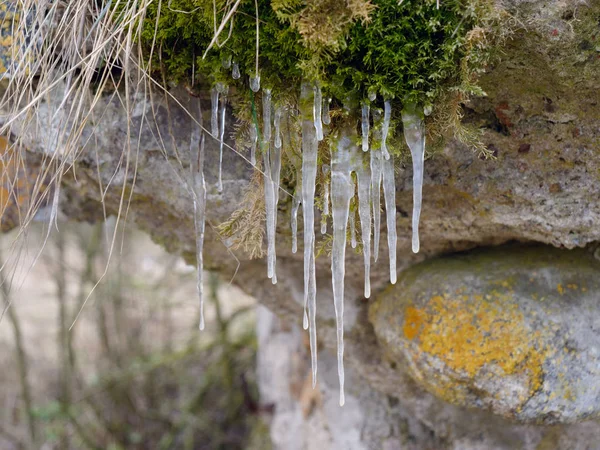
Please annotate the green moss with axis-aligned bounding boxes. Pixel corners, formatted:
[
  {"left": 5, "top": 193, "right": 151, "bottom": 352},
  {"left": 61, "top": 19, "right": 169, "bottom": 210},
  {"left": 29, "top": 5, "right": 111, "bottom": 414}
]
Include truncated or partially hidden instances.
[{"left": 141, "top": 0, "right": 505, "bottom": 108}]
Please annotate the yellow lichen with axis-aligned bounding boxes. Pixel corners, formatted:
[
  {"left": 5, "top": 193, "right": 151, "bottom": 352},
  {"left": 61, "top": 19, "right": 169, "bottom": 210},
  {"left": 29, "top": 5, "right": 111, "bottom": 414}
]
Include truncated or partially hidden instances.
[{"left": 403, "top": 293, "right": 546, "bottom": 399}]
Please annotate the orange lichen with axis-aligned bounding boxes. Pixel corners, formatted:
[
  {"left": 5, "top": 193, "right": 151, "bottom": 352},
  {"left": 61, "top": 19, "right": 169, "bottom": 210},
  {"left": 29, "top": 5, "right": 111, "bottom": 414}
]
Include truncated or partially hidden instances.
[
  {"left": 557, "top": 284, "right": 565, "bottom": 295},
  {"left": 403, "top": 293, "right": 546, "bottom": 398}
]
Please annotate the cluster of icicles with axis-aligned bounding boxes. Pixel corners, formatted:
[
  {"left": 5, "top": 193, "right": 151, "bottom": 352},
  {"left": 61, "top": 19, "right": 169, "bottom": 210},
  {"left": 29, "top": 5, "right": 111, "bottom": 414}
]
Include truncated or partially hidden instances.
[{"left": 190, "top": 70, "right": 426, "bottom": 406}]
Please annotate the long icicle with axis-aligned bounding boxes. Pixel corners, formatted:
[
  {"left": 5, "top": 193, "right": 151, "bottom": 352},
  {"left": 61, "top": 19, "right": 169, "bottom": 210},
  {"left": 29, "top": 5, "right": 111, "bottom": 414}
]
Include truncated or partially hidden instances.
[
  {"left": 402, "top": 102, "right": 426, "bottom": 253},
  {"left": 271, "top": 107, "right": 283, "bottom": 284},
  {"left": 370, "top": 108, "right": 383, "bottom": 262},
  {"left": 382, "top": 155, "right": 397, "bottom": 284},
  {"left": 190, "top": 98, "right": 207, "bottom": 330},
  {"left": 262, "top": 89, "right": 277, "bottom": 283},
  {"left": 217, "top": 84, "right": 228, "bottom": 192},
  {"left": 301, "top": 82, "right": 318, "bottom": 386},
  {"left": 330, "top": 124, "right": 365, "bottom": 406},
  {"left": 356, "top": 162, "right": 371, "bottom": 298},
  {"left": 321, "top": 164, "right": 330, "bottom": 235}
]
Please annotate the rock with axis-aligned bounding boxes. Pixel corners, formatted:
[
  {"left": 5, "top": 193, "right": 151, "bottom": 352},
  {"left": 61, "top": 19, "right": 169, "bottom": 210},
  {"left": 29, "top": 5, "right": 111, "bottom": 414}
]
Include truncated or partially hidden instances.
[{"left": 370, "top": 245, "right": 600, "bottom": 424}]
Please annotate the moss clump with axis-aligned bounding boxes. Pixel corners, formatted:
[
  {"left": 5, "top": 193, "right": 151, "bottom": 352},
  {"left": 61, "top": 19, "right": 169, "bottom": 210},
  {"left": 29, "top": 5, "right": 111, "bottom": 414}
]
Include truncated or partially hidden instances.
[{"left": 141, "top": 0, "right": 507, "bottom": 110}]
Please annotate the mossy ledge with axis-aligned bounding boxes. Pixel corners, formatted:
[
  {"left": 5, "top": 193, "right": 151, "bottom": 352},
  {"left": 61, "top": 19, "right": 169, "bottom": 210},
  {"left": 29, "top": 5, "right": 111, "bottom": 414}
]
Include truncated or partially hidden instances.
[{"left": 140, "top": 0, "right": 511, "bottom": 156}]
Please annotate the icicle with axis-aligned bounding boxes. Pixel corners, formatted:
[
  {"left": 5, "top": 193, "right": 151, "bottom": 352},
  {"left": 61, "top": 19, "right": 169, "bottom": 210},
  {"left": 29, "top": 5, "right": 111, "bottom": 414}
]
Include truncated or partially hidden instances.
[
  {"left": 262, "top": 89, "right": 277, "bottom": 283},
  {"left": 370, "top": 108, "right": 383, "bottom": 262},
  {"left": 349, "top": 209, "right": 357, "bottom": 249},
  {"left": 322, "top": 98, "right": 331, "bottom": 125},
  {"left": 210, "top": 87, "right": 219, "bottom": 138},
  {"left": 232, "top": 61, "right": 241, "bottom": 80},
  {"left": 402, "top": 103, "right": 426, "bottom": 254},
  {"left": 190, "top": 98, "right": 206, "bottom": 330},
  {"left": 321, "top": 165, "right": 330, "bottom": 235},
  {"left": 356, "top": 163, "right": 371, "bottom": 298},
  {"left": 330, "top": 125, "right": 365, "bottom": 407},
  {"left": 300, "top": 82, "right": 318, "bottom": 386},
  {"left": 368, "top": 89, "right": 377, "bottom": 102},
  {"left": 271, "top": 122, "right": 282, "bottom": 285},
  {"left": 313, "top": 85, "right": 324, "bottom": 141},
  {"left": 274, "top": 107, "right": 282, "bottom": 149},
  {"left": 217, "top": 85, "right": 228, "bottom": 193},
  {"left": 381, "top": 100, "right": 391, "bottom": 160},
  {"left": 249, "top": 123, "right": 258, "bottom": 165},
  {"left": 250, "top": 74, "right": 261, "bottom": 92},
  {"left": 382, "top": 155, "right": 397, "bottom": 284},
  {"left": 361, "top": 102, "right": 370, "bottom": 152}
]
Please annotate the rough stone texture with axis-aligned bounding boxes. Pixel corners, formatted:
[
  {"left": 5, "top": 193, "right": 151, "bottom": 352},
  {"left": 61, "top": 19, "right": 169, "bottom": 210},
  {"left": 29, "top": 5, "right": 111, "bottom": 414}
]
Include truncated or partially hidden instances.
[
  {"left": 370, "top": 245, "right": 600, "bottom": 423},
  {"left": 3, "top": 0, "right": 600, "bottom": 447}
]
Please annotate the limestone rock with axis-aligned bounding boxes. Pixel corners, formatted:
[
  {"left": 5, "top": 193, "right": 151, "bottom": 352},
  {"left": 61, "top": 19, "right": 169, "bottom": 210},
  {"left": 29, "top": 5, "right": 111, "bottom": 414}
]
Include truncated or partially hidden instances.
[{"left": 370, "top": 245, "right": 600, "bottom": 423}]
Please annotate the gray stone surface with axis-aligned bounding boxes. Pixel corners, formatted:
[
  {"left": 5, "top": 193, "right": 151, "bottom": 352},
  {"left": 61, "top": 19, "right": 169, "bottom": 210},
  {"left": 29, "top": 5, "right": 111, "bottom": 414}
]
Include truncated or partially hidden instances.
[{"left": 370, "top": 245, "right": 600, "bottom": 423}]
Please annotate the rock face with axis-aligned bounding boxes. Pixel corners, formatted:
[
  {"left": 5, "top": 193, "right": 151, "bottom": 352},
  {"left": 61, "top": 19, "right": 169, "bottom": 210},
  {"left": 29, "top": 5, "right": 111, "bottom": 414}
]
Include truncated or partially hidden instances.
[{"left": 370, "top": 245, "right": 600, "bottom": 423}]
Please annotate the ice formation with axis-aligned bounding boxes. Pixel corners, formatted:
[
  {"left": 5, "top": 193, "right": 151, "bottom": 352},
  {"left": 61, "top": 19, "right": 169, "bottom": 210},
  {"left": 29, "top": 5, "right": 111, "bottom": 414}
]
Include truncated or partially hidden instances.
[
  {"left": 321, "top": 165, "right": 330, "bottom": 235},
  {"left": 232, "top": 61, "right": 241, "bottom": 80},
  {"left": 262, "top": 89, "right": 278, "bottom": 284},
  {"left": 196, "top": 80, "right": 427, "bottom": 406},
  {"left": 249, "top": 122, "right": 258, "bottom": 166},
  {"left": 189, "top": 98, "right": 206, "bottom": 330},
  {"left": 330, "top": 126, "right": 370, "bottom": 406},
  {"left": 210, "top": 87, "right": 219, "bottom": 138},
  {"left": 322, "top": 98, "right": 331, "bottom": 125},
  {"left": 382, "top": 155, "right": 397, "bottom": 284},
  {"left": 370, "top": 108, "right": 383, "bottom": 262},
  {"left": 217, "top": 85, "right": 228, "bottom": 192},
  {"left": 250, "top": 75, "right": 261, "bottom": 92},
  {"left": 361, "top": 102, "right": 369, "bottom": 152},
  {"left": 301, "top": 82, "right": 319, "bottom": 386},
  {"left": 381, "top": 100, "right": 391, "bottom": 160},
  {"left": 401, "top": 102, "right": 426, "bottom": 253},
  {"left": 314, "top": 85, "right": 324, "bottom": 141}
]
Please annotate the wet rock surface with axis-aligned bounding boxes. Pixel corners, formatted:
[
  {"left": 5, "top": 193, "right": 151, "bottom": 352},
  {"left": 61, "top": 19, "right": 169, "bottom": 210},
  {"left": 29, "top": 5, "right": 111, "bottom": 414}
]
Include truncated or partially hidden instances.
[{"left": 370, "top": 245, "right": 600, "bottom": 423}]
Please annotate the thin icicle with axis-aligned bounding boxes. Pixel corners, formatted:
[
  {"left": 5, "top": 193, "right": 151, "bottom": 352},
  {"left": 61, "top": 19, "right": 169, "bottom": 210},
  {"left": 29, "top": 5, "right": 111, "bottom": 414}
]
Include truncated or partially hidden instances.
[
  {"left": 301, "top": 82, "right": 318, "bottom": 386},
  {"left": 382, "top": 155, "right": 397, "bottom": 284},
  {"left": 250, "top": 75, "right": 261, "bottom": 92},
  {"left": 314, "top": 85, "right": 324, "bottom": 141},
  {"left": 330, "top": 125, "right": 365, "bottom": 406},
  {"left": 381, "top": 100, "right": 391, "bottom": 160},
  {"left": 361, "top": 102, "right": 370, "bottom": 152},
  {"left": 232, "top": 61, "right": 241, "bottom": 79},
  {"left": 217, "top": 86, "right": 228, "bottom": 193},
  {"left": 190, "top": 98, "right": 206, "bottom": 330},
  {"left": 249, "top": 123, "right": 258, "bottom": 165},
  {"left": 322, "top": 98, "right": 331, "bottom": 125},
  {"left": 271, "top": 124, "right": 282, "bottom": 285},
  {"left": 262, "top": 89, "right": 277, "bottom": 283},
  {"left": 370, "top": 108, "right": 383, "bottom": 262},
  {"left": 210, "top": 87, "right": 219, "bottom": 138},
  {"left": 402, "top": 102, "right": 426, "bottom": 254},
  {"left": 321, "top": 165, "right": 330, "bottom": 235},
  {"left": 291, "top": 188, "right": 301, "bottom": 254},
  {"left": 356, "top": 163, "right": 371, "bottom": 298}
]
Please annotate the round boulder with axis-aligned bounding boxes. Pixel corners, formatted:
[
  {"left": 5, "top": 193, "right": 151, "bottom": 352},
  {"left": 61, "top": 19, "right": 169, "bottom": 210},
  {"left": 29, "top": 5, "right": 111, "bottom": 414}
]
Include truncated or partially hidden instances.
[{"left": 369, "top": 245, "right": 600, "bottom": 423}]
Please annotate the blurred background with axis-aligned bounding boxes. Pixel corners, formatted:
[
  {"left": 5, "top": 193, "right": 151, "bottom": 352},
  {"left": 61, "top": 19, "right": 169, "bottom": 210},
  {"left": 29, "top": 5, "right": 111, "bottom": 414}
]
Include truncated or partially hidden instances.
[{"left": 0, "top": 219, "right": 270, "bottom": 450}]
